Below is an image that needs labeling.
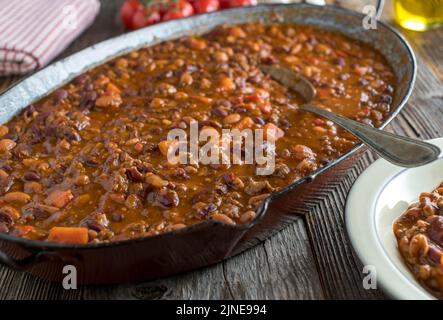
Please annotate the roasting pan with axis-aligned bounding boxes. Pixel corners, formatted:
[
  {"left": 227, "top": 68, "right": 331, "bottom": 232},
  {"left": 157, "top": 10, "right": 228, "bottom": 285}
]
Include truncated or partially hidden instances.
[{"left": 0, "top": 3, "right": 416, "bottom": 284}]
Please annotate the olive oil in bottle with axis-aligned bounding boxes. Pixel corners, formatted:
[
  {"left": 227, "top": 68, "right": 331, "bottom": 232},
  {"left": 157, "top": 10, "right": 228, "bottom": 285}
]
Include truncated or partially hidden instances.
[{"left": 394, "top": 0, "right": 443, "bottom": 31}]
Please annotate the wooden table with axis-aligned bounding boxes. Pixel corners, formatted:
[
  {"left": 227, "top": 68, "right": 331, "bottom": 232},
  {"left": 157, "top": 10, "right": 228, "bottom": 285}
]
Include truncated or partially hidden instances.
[{"left": 0, "top": 0, "right": 442, "bottom": 300}]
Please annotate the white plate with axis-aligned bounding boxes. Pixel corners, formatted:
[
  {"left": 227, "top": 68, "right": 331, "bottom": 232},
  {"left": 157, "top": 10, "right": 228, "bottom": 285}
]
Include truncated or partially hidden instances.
[{"left": 345, "top": 138, "right": 443, "bottom": 300}]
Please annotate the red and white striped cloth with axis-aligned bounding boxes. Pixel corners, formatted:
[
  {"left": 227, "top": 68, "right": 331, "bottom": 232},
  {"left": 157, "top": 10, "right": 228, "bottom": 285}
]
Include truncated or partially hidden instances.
[{"left": 0, "top": 0, "right": 100, "bottom": 76}]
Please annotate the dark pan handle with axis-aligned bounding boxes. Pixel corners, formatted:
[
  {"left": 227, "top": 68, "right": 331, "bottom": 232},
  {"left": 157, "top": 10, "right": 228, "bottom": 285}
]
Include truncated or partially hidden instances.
[{"left": 0, "top": 249, "right": 44, "bottom": 270}]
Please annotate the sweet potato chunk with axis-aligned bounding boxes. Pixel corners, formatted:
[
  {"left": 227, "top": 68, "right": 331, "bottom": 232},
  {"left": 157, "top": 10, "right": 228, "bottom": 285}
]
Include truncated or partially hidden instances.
[{"left": 48, "top": 227, "right": 88, "bottom": 244}]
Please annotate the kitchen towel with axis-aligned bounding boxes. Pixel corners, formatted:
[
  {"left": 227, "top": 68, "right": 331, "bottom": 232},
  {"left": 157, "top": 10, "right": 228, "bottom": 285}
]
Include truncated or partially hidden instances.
[{"left": 0, "top": 0, "right": 100, "bottom": 76}]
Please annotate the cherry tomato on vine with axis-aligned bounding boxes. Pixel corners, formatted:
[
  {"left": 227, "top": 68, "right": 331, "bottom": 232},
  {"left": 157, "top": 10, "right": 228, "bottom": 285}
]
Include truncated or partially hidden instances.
[
  {"left": 163, "top": 0, "right": 195, "bottom": 21},
  {"left": 132, "top": 9, "right": 161, "bottom": 28},
  {"left": 220, "top": 0, "right": 257, "bottom": 9},
  {"left": 120, "top": 0, "right": 145, "bottom": 29},
  {"left": 192, "top": 0, "right": 220, "bottom": 13}
]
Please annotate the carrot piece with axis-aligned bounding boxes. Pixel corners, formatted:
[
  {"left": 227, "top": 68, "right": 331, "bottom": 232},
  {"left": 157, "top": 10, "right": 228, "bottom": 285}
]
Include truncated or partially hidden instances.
[
  {"left": 245, "top": 93, "right": 263, "bottom": 103},
  {"left": 48, "top": 227, "right": 89, "bottom": 244},
  {"left": 229, "top": 26, "right": 246, "bottom": 38},
  {"left": 233, "top": 117, "right": 254, "bottom": 130},
  {"left": 94, "top": 75, "right": 110, "bottom": 86},
  {"left": 317, "top": 88, "right": 331, "bottom": 98},
  {"left": 263, "top": 123, "right": 285, "bottom": 141},
  {"left": 14, "top": 225, "right": 35, "bottom": 237},
  {"left": 45, "top": 190, "right": 73, "bottom": 208},
  {"left": 218, "top": 76, "right": 235, "bottom": 92},
  {"left": 259, "top": 103, "right": 272, "bottom": 114},
  {"left": 158, "top": 140, "right": 179, "bottom": 157},
  {"left": 105, "top": 83, "right": 121, "bottom": 95}
]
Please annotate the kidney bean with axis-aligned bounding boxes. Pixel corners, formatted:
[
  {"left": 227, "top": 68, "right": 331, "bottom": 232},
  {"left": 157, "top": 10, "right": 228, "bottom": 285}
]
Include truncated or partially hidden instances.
[
  {"left": 155, "top": 188, "right": 179, "bottom": 208},
  {"left": 200, "top": 120, "right": 222, "bottom": 129},
  {"left": 378, "top": 94, "right": 392, "bottom": 104},
  {"left": 0, "top": 206, "right": 20, "bottom": 225},
  {"left": 194, "top": 202, "right": 217, "bottom": 217},
  {"left": 24, "top": 171, "right": 40, "bottom": 181},
  {"left": 73, "top": 74, "right": 90, "bottom": 85},
  {"left": 426, "top": 244, "right": 443, "bottom": 265},
  {"left": 254, "top": 117, "right": 266, "bottom": 125},
  {"left": 80, "top": 91, "right": 98, "bottom": 110},
  {"left": 217, "top": 99, "right": 232, "bottom": 109},
  {"left": 427, "top": 216, "right": 443, "bottom": 245},
  {"left": 212, "top": 107, "right": 228, "bottom": 117},
  {"left": 334, "top": 57, "right": 346, "bottom": 66},
  {"left": 52, "top": 89, "right": 68, "bottom": 104},
  {"left": 126, "top": 167, "right": 144, "bottom": 183}
]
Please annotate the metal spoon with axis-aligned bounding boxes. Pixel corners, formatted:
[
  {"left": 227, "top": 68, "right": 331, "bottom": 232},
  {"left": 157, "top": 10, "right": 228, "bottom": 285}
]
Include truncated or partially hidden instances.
[{"left": 259, "top": 65, "right": 440, "bottom": 168}]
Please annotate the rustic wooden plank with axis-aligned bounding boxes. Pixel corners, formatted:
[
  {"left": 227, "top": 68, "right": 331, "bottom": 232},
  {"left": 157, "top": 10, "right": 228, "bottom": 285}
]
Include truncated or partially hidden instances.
[
  {"left": 79, "top": 263, "right": 228, "bottom": 300},
  {"left": 0, "top": 75, "right": 20, "bottom": 94},
  {"left": 402, "top": 29, "right": 443, "bottom": 83},
  {"left": 304, "top": 151, "right": 387, "bottom": 300},
  {"left": 82, "top": 219, "right": 323, "bottom": 300},
  {"left": 222, "top": 219, "right": 324, "bottom": 299}
]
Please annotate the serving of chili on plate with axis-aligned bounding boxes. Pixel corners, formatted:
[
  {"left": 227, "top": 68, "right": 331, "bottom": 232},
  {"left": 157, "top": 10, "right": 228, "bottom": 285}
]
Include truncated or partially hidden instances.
[{"left": 394, "top": 183, "right": 443, "bottom": 299}]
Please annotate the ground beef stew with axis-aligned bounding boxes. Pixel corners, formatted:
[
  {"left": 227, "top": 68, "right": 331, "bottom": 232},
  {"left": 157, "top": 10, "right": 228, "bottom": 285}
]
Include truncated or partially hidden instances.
[
  {"left": 394, "top": 184, "right": 443, "bottom": 298},
  {"left": 0, "top": 23, "right": 394, "bottom": 244}
]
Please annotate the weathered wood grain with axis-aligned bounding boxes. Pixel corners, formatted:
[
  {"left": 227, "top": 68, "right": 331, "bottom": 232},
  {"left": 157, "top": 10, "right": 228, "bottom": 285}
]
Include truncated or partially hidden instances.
[
  {"left": 221, "top": 219, "right": 324, "bottom": 299},
  {"left": 0, "top": 75, "right": 20, "bottom": 95},
  {"left": 303, "top": 151, "right": 386, "bottom": 300},
  {"left": 1, "top": 0, "right": 443, "bottom": 300}
]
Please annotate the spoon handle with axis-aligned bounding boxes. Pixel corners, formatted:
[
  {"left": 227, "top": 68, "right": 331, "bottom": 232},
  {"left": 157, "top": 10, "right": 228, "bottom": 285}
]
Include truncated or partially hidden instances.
[{"left": 301, "top": 104, "right": 441, "bottom": 167}]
